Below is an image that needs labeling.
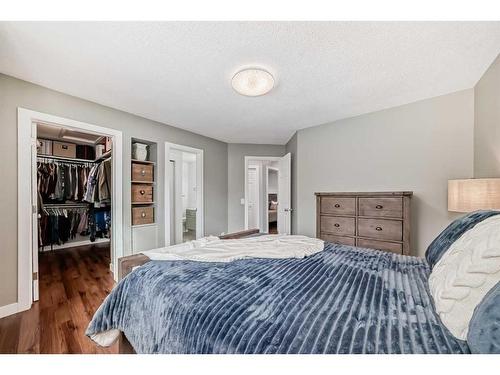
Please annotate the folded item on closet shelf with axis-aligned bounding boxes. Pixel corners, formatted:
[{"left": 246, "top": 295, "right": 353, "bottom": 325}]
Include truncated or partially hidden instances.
[{"left": 76, "top": 144, "right": 95, "bottom": 160}]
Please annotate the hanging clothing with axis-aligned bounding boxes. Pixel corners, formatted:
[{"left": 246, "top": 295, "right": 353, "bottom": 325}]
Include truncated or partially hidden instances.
[
  {"left": 98, "top": 158, "right": 112, "bottom": 203},
  {"left": 84, "top": 158, "right": 111, "bottom": 205},
  {"left": 84, "top": 164, "right": 99, "bottom": 203},
  {"left": 37, "top": 161, "right": 92, "bottom": 203},
  {"left": 37, "top": 154, "right": 112, "bottom": 251}
]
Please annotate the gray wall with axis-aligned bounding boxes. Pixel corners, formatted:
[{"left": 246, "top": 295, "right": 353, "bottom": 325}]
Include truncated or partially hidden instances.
[
  {"left": 3, "top": 57, "right": 497, "bottom": 308},
  {"left": 474, "top": 54, "right": 500, "bottom": 178},
  {"left": 227, "top": 143, "right": 285, "bottom": 232},
  {"left": 0, "top": 74, "right": 228, "bottom": 307},
  {"left": 288, "top": 89, "right": 475, "bottom": 256}
]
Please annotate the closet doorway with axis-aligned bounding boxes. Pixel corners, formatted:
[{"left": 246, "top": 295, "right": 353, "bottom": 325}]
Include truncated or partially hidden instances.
[
  {"left": 244, "top": 154, "right": 292, "bottom": 235},
  {"left": 165, "top": 142, "right": 204, "bottom": 245},
  {"left": 17, "top": 109, "right": 123, "bottom": 314}
]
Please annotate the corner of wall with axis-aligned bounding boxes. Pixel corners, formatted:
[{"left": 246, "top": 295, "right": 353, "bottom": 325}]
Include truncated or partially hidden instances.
[
  {"left": 285, "top": 131, "right": 299, "bottom": 234},
  {"left": 473, "top": 53, "right": 500, "bottom": 178}
]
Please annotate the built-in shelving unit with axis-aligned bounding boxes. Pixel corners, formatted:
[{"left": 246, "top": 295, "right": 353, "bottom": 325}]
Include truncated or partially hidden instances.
[{"left": 130, "top": 138, "right": 159, "bottom": 253}]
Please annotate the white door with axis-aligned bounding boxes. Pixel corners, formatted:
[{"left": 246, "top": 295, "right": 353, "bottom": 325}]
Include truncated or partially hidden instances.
[
  {"left": 247, "top": 167, "right": 259, "bottom": 230},
  {"left": 31, "top": 123, "right": 39, "bottom": 301},
  {"left": 278, "top": 153, "right": 292, "bottom": 235}
]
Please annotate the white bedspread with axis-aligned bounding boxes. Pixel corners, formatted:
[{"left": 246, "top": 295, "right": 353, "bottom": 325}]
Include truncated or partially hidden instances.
[{"left": 141, "top": 234, "right": 324, "bottom": 263}]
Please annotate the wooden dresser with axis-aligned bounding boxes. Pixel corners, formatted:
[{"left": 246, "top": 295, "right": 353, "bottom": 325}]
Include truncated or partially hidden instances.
[{"left": 315, "top": 192, "right": 412, "bottom": 255}]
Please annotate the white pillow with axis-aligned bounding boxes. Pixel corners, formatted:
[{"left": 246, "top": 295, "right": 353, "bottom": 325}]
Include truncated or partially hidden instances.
[{"left": 429, "top": 215, "right": 500, "bottom": 340}]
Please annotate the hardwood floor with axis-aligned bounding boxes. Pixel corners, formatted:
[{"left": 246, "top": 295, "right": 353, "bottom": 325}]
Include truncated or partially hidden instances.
[
  {"left": 269, "top": 221, "right": 278, "bottom": 234},
  {"left": 0, "top": 243, "right": 118, "bottom": 354}
]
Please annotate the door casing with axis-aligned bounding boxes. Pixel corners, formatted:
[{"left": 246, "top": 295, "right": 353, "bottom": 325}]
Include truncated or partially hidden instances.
[
  {"left": 17, "top": 108, "right": 123, "bottom": 315},
  {"left": 164, "top": 142, "right": 204, "bottom": 246},
  {"left": 244, "top": 156, "right": 283, "bottom": 232}
]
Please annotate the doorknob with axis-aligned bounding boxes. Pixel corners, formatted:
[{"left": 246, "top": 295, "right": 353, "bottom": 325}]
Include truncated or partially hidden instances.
[{"left": 284, "top": 208, "right": 293, "bottom": 212}]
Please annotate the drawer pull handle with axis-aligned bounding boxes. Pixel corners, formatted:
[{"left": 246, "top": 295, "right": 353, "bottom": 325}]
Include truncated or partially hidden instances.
[
  {"left": 141, "top": 169, "right": 146, "bottom": 176},
  {"left": 140, "top": 190, "right": 146, "bottom": 195},
  {"left": 375, "top": 226, "right": 383, "bottom": 231},
  {"left": 141, "top": 212, "right": 146, "bottom": 218},
  {"left": 334, "top": 204, "right": 340, "bottom": 208},
  {"left": 376, "top": 205, "right": 383, "bottom": 209},
  {"left": 334, "top": 223, "right": 340, "bottom": 227}
]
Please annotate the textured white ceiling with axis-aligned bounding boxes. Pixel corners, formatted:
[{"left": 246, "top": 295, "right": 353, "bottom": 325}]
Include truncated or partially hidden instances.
[{"left": 1, "top": 22, "right": 499, "bottom": 144}]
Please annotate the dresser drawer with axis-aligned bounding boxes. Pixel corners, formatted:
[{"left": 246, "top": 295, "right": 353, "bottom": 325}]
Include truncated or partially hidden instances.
[
  {"left": 132, "top": 163, "right": 154, "bottom": 182},
  {"left": 358, "top": 197, "right": 402, "bottom": 218},
  {"left": 321, "top": 234, "right": 355, "bottom": 246},
  {"left": 320, "top": 197, "right": 356, "bottom": 215},
  {"left": 132, "top": 206, "right": 154, "bottom": 225},
  {"left": 320, "top": 216, "right": 355, "bottom": 236},
  {"left": 357, "top": 238, "right": 402, "bottom": 254},
  {"left": 357, "top": 218, "right": 402, "bottom": 241},
  {"left": 132, "top": 184, "right": 153, "bottom": 203}
]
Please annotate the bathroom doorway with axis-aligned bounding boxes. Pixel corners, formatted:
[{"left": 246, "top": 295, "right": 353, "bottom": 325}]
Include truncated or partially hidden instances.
[{"left": 165, "top": 142, "right": 204, "bottom": 245}]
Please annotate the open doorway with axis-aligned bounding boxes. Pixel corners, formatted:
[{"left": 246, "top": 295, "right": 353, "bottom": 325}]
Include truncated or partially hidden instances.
[
  {"left": 17, "top": 109, "right": 123, "bottom": 321},
  {"left": 35, "top": 123, "right": 113, "bottom": 301},
  {"left": 165, "top": 142, "right": 204, "bottom": 245},
  {"left": 266, "top": 166, "right": 279, "bottom": 234},
  {"left": 244, "top": 153, "right": 292, "bottom": 234}
]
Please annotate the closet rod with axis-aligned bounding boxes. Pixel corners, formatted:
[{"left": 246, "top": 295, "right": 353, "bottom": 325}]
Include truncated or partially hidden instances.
[
  {"left": 43, "top": 203, "right": 90, "bottom": 208},
  {"left": 37, "top": 154, "right": 97, "bottom": 164}
]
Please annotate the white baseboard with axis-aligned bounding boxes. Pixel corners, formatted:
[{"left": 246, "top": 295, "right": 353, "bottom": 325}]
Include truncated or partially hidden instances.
[
  {"left": 39, "top": 237, "right": 110, "bottom": 252},
  {"left": 0, "top": 302, "right": 20, "bottom": 319}
]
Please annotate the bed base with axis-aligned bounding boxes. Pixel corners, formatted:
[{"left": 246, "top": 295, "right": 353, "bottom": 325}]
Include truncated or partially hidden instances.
[{"left": 116, "top": 228, "right": 259, "bottom": 354}]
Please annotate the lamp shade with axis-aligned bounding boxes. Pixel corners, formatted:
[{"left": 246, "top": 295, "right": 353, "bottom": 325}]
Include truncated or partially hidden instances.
[{"left": 448, "top": 178, "right": 500, "bottom": 212}]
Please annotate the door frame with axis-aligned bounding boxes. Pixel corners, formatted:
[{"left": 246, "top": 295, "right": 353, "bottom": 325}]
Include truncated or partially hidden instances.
[
  {"left": 246, "top": 164, "right": 261, "bottom": 231},
  {"left": 244, "top": 156, "right": 281, "bottom": 231},
  {"left": 164, "top": 142, "right": 204, "bottom": 245},
  {"left": 17, "top": 108, "right": 123, "bottom": 314}
]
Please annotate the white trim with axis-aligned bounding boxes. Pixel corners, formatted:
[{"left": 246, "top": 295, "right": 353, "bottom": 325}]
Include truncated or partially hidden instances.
[
  {"left": 39, "top": 238, "right": 110, "bottom": 252},
  {"left": 17, "top": 109, "right": 33, "bottom": 313},
  {"left": 0, "top": 303, "right": 20, "bottom": 319},
  {"left": 247, "top": 164, "right": 261, "bottom": 231},
  {"left": 17, "top": 108, "right": 123, "bottom": 316},
  {"left": 243, "top": 156, "right": 281, "bottom": 231},
  {"left": 164, "top": 142, "right": 204, "bottom": 246}
]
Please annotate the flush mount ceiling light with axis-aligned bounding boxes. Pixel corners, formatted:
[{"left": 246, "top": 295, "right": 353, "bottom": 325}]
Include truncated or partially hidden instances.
[{"left": 231, "top": 68, "right": 274, "bottom": 97}]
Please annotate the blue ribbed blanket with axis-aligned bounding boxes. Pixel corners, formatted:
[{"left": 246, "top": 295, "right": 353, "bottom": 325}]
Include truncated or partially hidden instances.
[{"left": 87, "top": 243, "right": 469, "bottom": 354}]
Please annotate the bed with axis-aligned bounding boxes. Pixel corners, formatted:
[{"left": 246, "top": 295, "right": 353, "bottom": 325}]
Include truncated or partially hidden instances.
[{"left": 86, "top": 213, "right": 500, "bottom": 354}]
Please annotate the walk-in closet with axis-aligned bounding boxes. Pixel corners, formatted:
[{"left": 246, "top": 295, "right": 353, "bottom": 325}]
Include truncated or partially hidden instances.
[{"left": 35, "top": 122, "right": 114, "bottom": 307}]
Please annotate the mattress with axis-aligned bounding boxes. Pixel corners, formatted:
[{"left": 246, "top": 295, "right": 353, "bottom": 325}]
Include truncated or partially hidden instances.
[{"left": 87, "top": 243, "right": 469, "bottom": 354}]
